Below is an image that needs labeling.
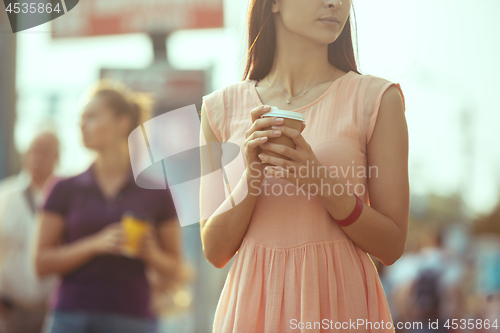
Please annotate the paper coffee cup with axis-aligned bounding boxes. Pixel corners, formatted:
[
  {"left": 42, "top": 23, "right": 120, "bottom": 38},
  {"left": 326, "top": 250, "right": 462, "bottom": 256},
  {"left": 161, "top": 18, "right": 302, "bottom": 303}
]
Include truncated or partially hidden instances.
[
  {"left": 260, "top": 107, "right": 305, "bottom": 164},
  {"left": 121, "top": 212, "right": 150, "bottom": 257}
]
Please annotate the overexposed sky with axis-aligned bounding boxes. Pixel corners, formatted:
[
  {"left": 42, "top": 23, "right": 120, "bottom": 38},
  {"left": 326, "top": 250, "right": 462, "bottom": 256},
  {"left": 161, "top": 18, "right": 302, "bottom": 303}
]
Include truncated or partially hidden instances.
[{"left": 14, "top": 0, "right": 500, "bottom": 216}]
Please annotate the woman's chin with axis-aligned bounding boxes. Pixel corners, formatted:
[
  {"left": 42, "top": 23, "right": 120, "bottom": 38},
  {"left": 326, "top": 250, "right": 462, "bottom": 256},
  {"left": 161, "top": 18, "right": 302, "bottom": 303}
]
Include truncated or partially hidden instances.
[
  {"left": 312, "top": 31, "right": 339, "bottom": 45},
  {"left": 321, "top": 36, "right": 338, "bottom": 45}
]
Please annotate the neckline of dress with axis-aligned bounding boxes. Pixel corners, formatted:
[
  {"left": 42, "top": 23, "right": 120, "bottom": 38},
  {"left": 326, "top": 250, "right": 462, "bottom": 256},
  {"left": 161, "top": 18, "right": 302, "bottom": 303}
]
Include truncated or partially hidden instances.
[{"left": 249, "top": 70, "right": 354, "bottom": 113}]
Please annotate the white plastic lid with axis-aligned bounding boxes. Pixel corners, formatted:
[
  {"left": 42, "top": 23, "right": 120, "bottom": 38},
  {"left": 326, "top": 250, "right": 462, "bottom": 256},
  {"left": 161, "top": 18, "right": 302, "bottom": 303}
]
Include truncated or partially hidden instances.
[{"left": 261, "top": 106, "right": 305, "bottom": 122}]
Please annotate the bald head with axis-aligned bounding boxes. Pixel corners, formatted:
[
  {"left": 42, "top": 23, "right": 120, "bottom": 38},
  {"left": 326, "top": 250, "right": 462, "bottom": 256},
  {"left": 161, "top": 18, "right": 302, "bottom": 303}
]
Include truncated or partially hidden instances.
[{"left": 23, "top": 131, "right": 60, "bottom": 187}]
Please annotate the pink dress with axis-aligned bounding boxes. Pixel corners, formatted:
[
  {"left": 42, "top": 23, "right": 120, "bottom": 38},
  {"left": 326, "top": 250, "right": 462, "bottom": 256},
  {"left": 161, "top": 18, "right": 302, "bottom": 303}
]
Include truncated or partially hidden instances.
[{"left": 202, "top": 70, "right": 406, "bottom": 333}]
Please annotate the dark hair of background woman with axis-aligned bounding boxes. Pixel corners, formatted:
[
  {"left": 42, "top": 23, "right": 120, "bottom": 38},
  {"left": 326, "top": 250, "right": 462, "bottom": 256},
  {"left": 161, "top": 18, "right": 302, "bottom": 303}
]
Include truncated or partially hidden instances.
[{"left": 242, "top": 0, "right": 361, "bottom": 81}]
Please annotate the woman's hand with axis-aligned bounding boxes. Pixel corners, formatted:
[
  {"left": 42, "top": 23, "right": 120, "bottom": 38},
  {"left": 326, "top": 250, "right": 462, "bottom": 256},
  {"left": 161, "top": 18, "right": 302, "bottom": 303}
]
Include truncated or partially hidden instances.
[
  {"left": 244, "top": 105, "right": 305, "bottom": 181},
  {"left": 243, "top": 105, "right": 274, "bottom": 181},
  {"left": 136, "top": 225, "right": 161, "bottom": 263},
  {"left": 90, "top": 223, "right": 126, "bottom": 256},
  {"left": 257, "top": 125, "right": 320, "bottom": 189}
]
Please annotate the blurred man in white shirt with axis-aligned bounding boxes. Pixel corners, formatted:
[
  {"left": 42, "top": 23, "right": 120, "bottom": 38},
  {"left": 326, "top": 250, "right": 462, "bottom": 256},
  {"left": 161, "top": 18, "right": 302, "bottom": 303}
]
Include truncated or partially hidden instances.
[{"left": 0, "top": 131, "right": 60, "bottom": 333}]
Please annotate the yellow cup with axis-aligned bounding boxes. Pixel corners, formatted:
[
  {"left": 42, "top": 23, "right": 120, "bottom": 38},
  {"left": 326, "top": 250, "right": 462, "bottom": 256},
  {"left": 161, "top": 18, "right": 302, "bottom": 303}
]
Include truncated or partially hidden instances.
[{"left": 121, "top": 213, "right": 150, "bottom": 257}]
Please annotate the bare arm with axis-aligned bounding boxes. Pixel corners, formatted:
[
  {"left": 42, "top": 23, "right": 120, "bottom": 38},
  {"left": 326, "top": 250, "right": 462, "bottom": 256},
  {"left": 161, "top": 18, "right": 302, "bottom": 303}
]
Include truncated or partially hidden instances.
[
  {"left": 199, "top": 103, "right": 261, "bottom": 269},
  {"left": 316, "top": 85, "right": 409, "bottom": 265},
  {"left": 33, "top": 211, "right": 124, "bottom": 277},
  {"left": 200, "top": 103, "right": 306, "bottom": 268}
]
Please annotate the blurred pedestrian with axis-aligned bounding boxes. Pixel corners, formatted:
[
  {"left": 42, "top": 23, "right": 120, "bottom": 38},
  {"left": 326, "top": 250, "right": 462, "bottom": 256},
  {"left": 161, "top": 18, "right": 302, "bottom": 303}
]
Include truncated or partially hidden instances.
[
  {"left": 33, "top": 80, "right": 182, "bottom": 333},
  {"left": 406, "top": 228, "right": 448, "bottom": 333},
  {"left": 0, "top": 130, "right": 60, "bottom": 333}
]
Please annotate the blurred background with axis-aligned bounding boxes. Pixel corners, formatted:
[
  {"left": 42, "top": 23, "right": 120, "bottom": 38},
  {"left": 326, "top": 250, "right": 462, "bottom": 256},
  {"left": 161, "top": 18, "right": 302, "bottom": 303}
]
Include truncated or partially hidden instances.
[{"left": 0, "top": 0, "right": 499, "bottom": 332}]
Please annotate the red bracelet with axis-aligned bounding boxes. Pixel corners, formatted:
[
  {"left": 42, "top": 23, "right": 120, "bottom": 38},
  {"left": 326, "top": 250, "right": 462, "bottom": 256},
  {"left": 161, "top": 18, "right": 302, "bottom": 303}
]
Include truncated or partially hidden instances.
[{"left": 332, "top": 193, "right": 363, "bottom": 227}]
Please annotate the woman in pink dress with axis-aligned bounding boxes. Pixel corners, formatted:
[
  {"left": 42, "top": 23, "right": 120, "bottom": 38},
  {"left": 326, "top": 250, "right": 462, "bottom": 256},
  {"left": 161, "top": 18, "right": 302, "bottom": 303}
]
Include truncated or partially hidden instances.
[{"left": 200, "top": 0, "right": 409, "bottom": 332}]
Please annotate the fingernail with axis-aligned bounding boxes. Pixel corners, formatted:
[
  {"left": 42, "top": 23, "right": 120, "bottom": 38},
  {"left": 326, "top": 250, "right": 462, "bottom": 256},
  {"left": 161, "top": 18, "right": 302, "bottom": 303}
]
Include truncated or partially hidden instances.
[
  {"left": 271, "top": 125, "right": 281, "bottom": 130},
  {"left": 263, "top": 105, "right": 271, "bottom": 110},
  {"left": 275, "top": 118, "right": 284, "bottom": 123}
]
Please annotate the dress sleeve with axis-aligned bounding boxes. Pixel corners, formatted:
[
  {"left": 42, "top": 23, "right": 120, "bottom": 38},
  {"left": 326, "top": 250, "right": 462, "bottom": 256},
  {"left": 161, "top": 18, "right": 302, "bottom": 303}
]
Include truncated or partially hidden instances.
[
  {"left": 155, "top": 187, "right": 178, "bottom": 225},
  {"left": 42, "top": 179, "right": 71, "bottom": 216},
  {"left": 202, "top": 88, "right": 226, "bottom": 142},
  {"left": 363, "top": 76, "right": 406, "bottom": 146}
]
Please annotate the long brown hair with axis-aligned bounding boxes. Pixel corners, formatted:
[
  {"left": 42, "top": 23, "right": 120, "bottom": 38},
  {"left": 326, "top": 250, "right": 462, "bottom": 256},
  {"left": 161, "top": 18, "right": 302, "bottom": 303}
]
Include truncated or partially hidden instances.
[{"left": 242, "top": 0, "right": 360, "bottom": 81}]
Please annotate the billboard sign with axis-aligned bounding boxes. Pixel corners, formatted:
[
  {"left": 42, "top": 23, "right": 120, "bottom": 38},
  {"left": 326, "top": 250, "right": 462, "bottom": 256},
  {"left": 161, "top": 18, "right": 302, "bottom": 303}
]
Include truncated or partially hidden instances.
[{"left": 52, "top": 0, "right": 224, "bottom": 38}]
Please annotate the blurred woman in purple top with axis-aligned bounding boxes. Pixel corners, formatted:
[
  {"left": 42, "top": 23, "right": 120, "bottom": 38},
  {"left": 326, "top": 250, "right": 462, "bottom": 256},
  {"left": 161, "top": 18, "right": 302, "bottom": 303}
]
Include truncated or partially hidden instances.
[{"left": 33, "top": 80, "right": 182, "bottom": 333}]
